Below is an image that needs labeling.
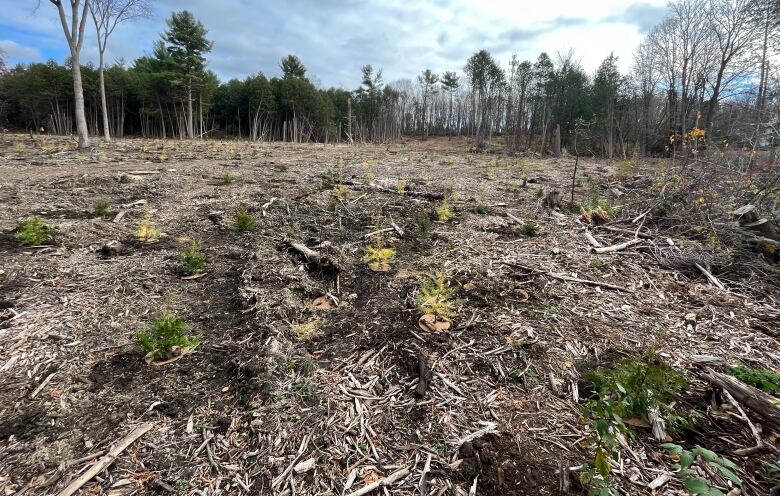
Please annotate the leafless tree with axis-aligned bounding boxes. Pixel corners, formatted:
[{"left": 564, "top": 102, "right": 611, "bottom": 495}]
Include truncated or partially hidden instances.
[
  {"left": 0, "top": 47, "right": 7, "bottom": 75},
  {"left": 703, "top": 0, "right": 757, "bottom": 133},
  {"left": 91, "top": 0, "right": 150, "bottom": 142},
  {"left": 46, "top": 0, "right": 91, "bottom": 149}
]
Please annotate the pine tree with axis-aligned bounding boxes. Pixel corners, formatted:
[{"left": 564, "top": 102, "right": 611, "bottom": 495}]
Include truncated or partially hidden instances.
[{"left": 162, "top": 10, "right": 212, "bottom": 139}]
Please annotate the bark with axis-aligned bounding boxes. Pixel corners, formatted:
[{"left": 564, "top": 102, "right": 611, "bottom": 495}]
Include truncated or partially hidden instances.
[
  {"left": 53, "top": 0, "right": 91, "bottom": 149},
  {"left": 98, "top": 49, "right": 111, "bottom": 142}
]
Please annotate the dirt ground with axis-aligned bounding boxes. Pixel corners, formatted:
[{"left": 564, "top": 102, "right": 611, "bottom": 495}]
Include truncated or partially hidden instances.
[{"left": 0, "top": 134, "right": 778, "bottom": 495}]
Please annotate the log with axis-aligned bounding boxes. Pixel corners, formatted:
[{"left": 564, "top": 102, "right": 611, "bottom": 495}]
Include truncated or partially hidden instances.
[
  {"left": 703, "top": 369, "right": 780, "bottom": 430},
  {"left": 57, "top": 422, "right": 155, "bottom": 496},
  {"left": 284, "top": 240, "right": 340, "bottom": 272}
]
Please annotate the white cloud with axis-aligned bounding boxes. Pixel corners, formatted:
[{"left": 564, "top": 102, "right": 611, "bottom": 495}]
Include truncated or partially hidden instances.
[
  {"left": 0, "top": 0, "right": 670, "bottom": 86},
  {"left": 0, "top": 39, "right": 40, "bottom": 61}
]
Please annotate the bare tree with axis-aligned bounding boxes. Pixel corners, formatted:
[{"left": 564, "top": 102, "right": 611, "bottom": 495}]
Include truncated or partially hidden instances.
[
  {"left": 0, "top": 47, "right": 7, "bottom": 75},
  {"left": 91, "top": 0, "right": 150, "bottom": 142},
  {"left": 703, "top": 0, "right": 757, "bottom": 134},
  {"left": 47, "top": 0, "right": 91, "bottom": 149}
]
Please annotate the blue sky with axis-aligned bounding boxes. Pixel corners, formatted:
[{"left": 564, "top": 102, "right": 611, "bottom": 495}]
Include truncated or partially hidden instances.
[{"left": 0, "top": 0, "right": 669, "bottom": 88}]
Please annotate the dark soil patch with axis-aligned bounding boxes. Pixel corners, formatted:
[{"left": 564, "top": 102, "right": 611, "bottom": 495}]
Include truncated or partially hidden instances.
[{"left": 456, "top": 433, "right": 557, "bottom": 495}]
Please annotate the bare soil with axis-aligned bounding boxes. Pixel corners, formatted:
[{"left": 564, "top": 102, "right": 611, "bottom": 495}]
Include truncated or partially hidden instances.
[{"left": 0, "top": 134, "right": 777, "bottom": 495}]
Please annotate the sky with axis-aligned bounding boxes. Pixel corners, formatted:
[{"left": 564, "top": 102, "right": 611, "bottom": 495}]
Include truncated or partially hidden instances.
[{"left": 0, "top": 0, "right": 669, "bottom": 88}]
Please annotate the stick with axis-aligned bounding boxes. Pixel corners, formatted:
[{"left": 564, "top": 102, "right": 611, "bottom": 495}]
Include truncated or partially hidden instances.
[
  {"left": 547, "top": 273, "right": 633, "bottom": 293},
  {"left": 57, "top": 422, "right": 155, "bottom": 496},
  {"left": 694, "top": 263, "right": 725, "bottom": 290},
  {"left": 583, "top": 231, "right": 602, "bottom": 248},
  {"left": 30, "top": 372, "right": 56, "bottom": 399},
  {"left": 345, "top": 467, "right": 410, "bottom": 496},
  {"left": 592, "top": 238, "right": 643, "bottom": 254},
  {"left": 507, "top": 262, "right": 633, "bottom": 292}
]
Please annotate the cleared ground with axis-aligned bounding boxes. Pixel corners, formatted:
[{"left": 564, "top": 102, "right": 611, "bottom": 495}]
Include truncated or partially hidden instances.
[{"left": 0, "top": 134, "right": 777, "bottom": 495}]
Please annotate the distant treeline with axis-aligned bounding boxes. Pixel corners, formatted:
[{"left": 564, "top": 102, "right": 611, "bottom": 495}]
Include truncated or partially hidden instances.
[{"left": 0, "top": 0, "right": 777, "bottom": 156}]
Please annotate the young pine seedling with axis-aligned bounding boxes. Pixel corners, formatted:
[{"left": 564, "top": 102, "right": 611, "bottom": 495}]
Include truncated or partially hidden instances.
[
  {"left": 417, "top": 211, "right": 432, "bottom": 238},
  {"left": 233, "top": 208, "right": 256, "bottom": 232},
  {"left": 520, "top": 220, "right": 539, "bottom": 237},
  {"left": 135, "top": 215, "right": 161, "bottom": 243},
  {"left": 222, "top": 171, "right": 235, "bottom": 184},
  {"left": 137, "top": 312, "right": 201, "bottom": 362},
  {"left": 94, "top": 199, "right": 110, "bottom": 217},
  {"left": 363, "top": 245, "right": 396, "bottom": 272},
  {"left": 16, "top": 217, "right": 53, "bottom": 246},
  {"left": 436, "top": 198, "right": 455, "bottom": 222},
  {"left": 180, "top": 240, "right": 207, "bottom": 276},
  {"left": 418, "top": 271, "right": 457, "bottom": 322}
]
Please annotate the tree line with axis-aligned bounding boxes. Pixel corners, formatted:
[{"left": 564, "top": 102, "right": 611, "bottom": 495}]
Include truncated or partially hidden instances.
[{"left": 0, "top": 0, "right": 777, "bottom": 155}]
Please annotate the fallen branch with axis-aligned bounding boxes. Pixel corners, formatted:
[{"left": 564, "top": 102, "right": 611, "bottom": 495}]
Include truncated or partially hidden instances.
[
  {"left": 695, "top": 263, "right": 725, "bottom": 290},
  {"left": 57, "top": 422, "right": 156, "bottom": 496},
  {"left": 283, "top": 240, "right": 340, "bottom": 272},
  {"left": 547, "top": 272, "right": 633, "bottom": 293},
  {"left": 703, "top": 369, "right": 780, "bottom": 430},
  {"left": 345, "top": 467, "right": 410, "bottom": 496},
  {"left": 583, "top": 230, "right": 602, "bottom": 248},
  {"left": 591, "top": 238, "right": 643, "bottom": 254}
]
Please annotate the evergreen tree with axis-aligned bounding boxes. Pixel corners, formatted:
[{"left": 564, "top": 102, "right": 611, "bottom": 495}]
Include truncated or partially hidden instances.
[
  {"left": 280, "top": 55, "right": 307, "bottom": 80},
  {"left": 162, "top": 10, "right": 213, "bottom": 139}
]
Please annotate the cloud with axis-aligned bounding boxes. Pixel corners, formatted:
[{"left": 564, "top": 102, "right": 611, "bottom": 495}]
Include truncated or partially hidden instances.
[
  {"left": 0, "top": 39, "right": 40, "bottom": 61},
  {"left": 604, "top": 3, "right": 669, "bottom": 33},
  {"left": 0, "top": 0, "right": 669, "bottom": 86}
]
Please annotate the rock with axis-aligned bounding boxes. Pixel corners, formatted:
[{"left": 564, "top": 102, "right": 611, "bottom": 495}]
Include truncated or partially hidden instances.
[{"left": 100, "top": 240, "right": 124, "bottom": 256}]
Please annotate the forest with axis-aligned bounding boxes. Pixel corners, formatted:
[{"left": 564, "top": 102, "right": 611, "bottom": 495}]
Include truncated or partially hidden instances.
[{"left": 0, "top": 0, "right": 777, "bottom": 156}]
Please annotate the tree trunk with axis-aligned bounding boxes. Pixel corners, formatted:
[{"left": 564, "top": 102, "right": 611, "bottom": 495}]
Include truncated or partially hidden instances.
[
  {"left": 187, "top": 76, "right": 194, "bottom": 139},
  {"left": 71, "top": 51, "right": 90, "bottom": 149},
  {"left": 553, "top": 124, "right": 561, "bottom": 157},
  {"left": 98, "top": 50, "right": 111, "bottom": 142}
]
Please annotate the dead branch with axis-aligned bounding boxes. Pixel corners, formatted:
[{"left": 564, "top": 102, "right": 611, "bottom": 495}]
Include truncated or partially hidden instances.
[{"left": 57, "top": 422, "right": 156, "bottom": 496}]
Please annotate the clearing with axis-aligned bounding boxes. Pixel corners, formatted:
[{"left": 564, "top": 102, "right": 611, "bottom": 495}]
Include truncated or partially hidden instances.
[{"left": 0, "top": 134, "right": 778, "bottom": 495}]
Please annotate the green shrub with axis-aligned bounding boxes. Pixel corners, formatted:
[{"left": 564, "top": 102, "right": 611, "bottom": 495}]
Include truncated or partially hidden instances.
[
  {"left": 233, "top": 208, "right": 256, "bottom": 232},
  {"left": 16, "top": 217, "right": 53, "bottom": 246},
  {"left": 94, "top": 199, "right": 110, "bottom": 217},
  {"left": 727, "top": 366, "right": 780, "bottom": 395},
  {"left": 222, "top": 171, "right": 235, "bottom": 184},
  {"left": 137, "top": 312, "right": 201, "bottom": 360},
  {"left": 581, "top": 354, "right": 690, "bottom": 494},
  {"left": 586, "top": 354, "right": 686, "bottom": 417},
  {"left": 180, "top": 241, "right": 207, "bottom": 275},
  {"left": 662, "top": 444, "right": 741, "bottom": 494}
]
